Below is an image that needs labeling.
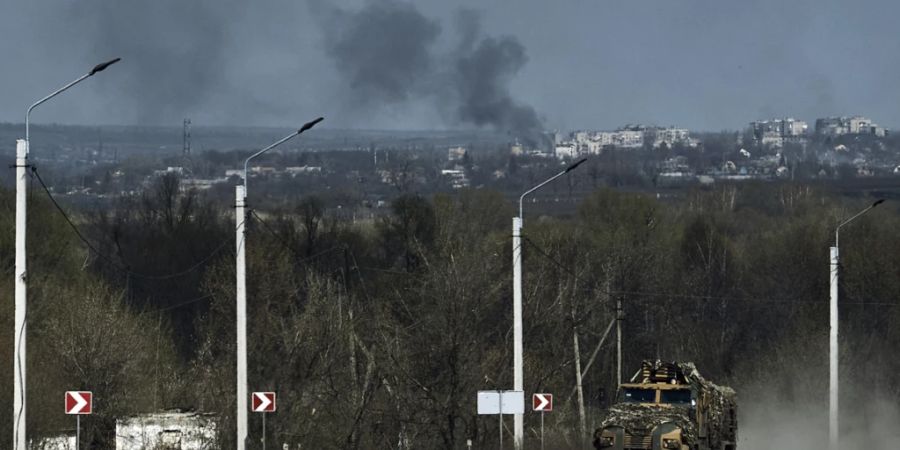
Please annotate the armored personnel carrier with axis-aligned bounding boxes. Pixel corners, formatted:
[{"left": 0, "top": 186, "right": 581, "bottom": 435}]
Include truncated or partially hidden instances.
[{"left": 593, "top": 360, "right": 737, "bottom": 450}]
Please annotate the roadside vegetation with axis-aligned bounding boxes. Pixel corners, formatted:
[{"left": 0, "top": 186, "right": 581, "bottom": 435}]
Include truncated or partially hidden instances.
[{"left": 1, "top": 179, "right": 898, "bottom": 448}]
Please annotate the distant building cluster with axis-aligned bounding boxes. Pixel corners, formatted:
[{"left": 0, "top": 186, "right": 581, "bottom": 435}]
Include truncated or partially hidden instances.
[
  {"left": 750, "top": 116, "right": 888, "bottom": 148},
  {"left": 554, "top": 125, "right": 696, "bottom": 159},
  {"left": 815, "top": 116, "right": 887, "bottom": 137},
  {"left": 447, "top": 146, "right": 467, "bottom": 161},
  {"left": 749, "top": 118, "right": 808, "bottom": 148},
  {"left": 441, "top": 169, "right": 469, "bottom": 189},
  {"left": 442, "top": 146, "right": 471, "bottom": 188},
  {"left": 223, "top": 165, "right": 322, "bottom": 180}
]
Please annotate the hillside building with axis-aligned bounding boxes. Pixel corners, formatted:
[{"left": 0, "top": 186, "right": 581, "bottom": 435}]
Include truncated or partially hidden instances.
[
  {"left": 815, "top": 116, "right": 887, "bottom": 137},
  {"left": 750, "top": 118, "right": 808, "bottom": 147}
]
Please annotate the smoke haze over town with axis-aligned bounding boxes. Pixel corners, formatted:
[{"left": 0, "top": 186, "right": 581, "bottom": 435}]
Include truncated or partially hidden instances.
[{"left": 2, "top": 0, "right": 900, "bottom": 130}]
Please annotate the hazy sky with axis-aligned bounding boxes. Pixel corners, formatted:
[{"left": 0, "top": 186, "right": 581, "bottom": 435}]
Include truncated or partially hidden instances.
[{"left": 1, "top": 0, "right": 899, "bottom": 132}]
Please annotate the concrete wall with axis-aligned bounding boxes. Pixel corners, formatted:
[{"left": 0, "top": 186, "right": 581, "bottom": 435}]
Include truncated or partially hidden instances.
[
  {"left": 30, "top": 434, "right": 75, "bottom": 450},
  {"left": 116, "top": 412, "right": 217, "bottom": 450}
]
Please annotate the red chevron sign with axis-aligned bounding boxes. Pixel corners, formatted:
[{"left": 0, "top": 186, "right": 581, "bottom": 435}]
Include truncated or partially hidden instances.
[
  {"left": 65, "top": 391, "right": 93, "bottom": 415},
  {"left": 532, "top": 393, "right": 552, "bottom": 412},
  {"left": 252, "top": 392, "right": 276, "bottom": 412}
]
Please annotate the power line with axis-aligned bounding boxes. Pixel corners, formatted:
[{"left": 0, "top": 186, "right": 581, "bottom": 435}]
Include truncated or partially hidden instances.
[
  {"left": 248, "top": 209, "right": 374, "bottom": 304},
  {"left": 32, "top": 166, "right": 233, "bottom": 280},
  {"left": 138, "top": 293, "right": 215, "bottom": 316},
  {"left": 521, "top": 235, "right": 898, "bottom": 308},
  {"left": 248, "top": 209, "right": 344, "bottom": 266}
]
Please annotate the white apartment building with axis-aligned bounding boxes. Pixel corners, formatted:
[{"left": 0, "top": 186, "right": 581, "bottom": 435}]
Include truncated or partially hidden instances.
[
  {"left": 750, "top": 118, "right": 808, "bottom": 147},
  {"left": 650, "top": 127, "right": 692, "bottom": 148},
  {"left": 613, "top": 130, "right": 644, "bottom": 148},
  {"left": 815, "top": 116, "right": 887, "bottom": 137},
  {"left": 447, "top": 146, "right": 467, "bottom": 161},
  {"left": 555, "top": 143, "right": 578, "bottom": 159},
  {"left": 555, "top": 125, "right": 695, "bottom": 159}
]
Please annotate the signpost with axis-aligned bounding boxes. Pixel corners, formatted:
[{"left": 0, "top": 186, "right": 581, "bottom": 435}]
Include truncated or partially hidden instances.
[
  {"left": 252, "top": 392, "right": 276, "bottom": 450},
  {"left": 477, "top": 390, "right": 524, "bottom": 450},
  {"left": 65, "top": 391, "right": 92, "bottom": 449},
  {"left": 533, "top": 393, "right": 553, "bottom": 450}
]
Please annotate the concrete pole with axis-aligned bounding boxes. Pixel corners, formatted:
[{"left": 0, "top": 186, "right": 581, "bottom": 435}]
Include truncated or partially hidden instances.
[
  {"left": 236, "top": 185, "right": 248, "bottom": 450},
  {"left": 12, "top": 59, "right": 120, "bottom": 450},
  {"left": 233, "top": 119, "right": 322, "bottom": 450},
  {"left": 573, "top": 328, "right": 586, "bottom": 449},
  {"left": 826, "top": 200, "right": 883, "bottom": 450},
  {"left": 512, "top": 217, "right": 524, "bottom": 450},
  {"left": 509, "top": 159, "right": 585, "bottom": 450},
  {"left": 829, "top": 246, "right": 839, "bottom": 450},
  {"left": 13, "top": 139, "right": 28, "bottom": 450},
  {"left": 616, "top": 295, "right": 622, "bottom": 388}
]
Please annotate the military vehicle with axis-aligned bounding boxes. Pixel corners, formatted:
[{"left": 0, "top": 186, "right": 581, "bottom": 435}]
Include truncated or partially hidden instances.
[{"left": 593, "top": 360, "right": 737, "bottom": 450}]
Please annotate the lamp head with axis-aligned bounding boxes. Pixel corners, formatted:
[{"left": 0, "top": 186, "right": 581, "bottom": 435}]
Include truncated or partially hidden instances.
[
  {"left": 565, "top": 158, "right": 587, "bottom": 173},
  {"left": 299, "top": 117, "right": 324, "bottom": 134},
  {"left": 873, "top": 199, "right": 885, "bottom": 208},
  {"left": 89, "top": 57, "right": 121, "bottom": 76}
]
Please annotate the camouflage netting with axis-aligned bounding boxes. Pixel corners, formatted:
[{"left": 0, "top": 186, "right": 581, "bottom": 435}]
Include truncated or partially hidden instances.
[
  {"left": 680, "top": 361, "right": 738, "bottom": 444},
  {"left": 599, "top": 361, "right": 737, "bottom": 446}
]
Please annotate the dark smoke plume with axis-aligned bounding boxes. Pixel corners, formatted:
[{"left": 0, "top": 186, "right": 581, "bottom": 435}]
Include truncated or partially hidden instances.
[
  {"left": 319, "top": 2, "right": 440, "bottom": 106},
  {"left": 453, "top": 36, "right": 541, "bottom": 136},
  {"left": 67, "top": 1, "right": 243, "bottom": 124},
  {"left": 312, "top": 1, "right": 543, "bottom": 137}
]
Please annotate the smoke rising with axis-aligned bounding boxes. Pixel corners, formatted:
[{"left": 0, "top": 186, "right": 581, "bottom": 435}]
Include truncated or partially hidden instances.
[
  {"left": 319, "top": 2, "right": 440, "bottom": 106},
  {"left": 66, "top": 1, "right": 243, "bottom": 124},
  {"left": 453, "top": 35, "right": 541, "bottom": 135},
  {"left": 312, "top": 1, "right": 543, "bottom": 136}
]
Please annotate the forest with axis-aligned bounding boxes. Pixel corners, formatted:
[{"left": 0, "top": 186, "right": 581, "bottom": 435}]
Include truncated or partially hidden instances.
[{"left": 1, "top": 176, "right": 899, "bottom": 449}]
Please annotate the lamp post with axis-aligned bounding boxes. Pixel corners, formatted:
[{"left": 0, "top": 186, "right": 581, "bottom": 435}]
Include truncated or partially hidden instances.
[
  {"left": 13, "top": 58, "right": 120, "bottom": 450},
  {"left": 235, "top": 117, "right": 323, "bottom": 450},
  {"left": 512, "top": 158, "right": 585, "bottom": 449},
  {"left": 829, "top": 198, "right": 884, "bottom": 450}
]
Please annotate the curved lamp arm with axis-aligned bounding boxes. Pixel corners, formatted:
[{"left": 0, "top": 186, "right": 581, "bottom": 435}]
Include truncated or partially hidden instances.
[
  {"left": 242, "top": 117, "right": 324, "bottom": 197},
  {"left": 26, "top": 58, "right": 121, "bottom": 147}
]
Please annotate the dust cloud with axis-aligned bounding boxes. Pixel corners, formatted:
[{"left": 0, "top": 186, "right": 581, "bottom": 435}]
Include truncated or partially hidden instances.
[
  {"left": 741, "top": 395, "right": 900, "bottom": 449},
  {"left": 736, "top": 336, "right": 900, "bottom": 449}
]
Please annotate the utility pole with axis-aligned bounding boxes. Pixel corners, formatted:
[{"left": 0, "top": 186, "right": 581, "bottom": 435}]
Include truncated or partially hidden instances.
[
  {"left": 829, "top": 199, "right": 884, "bottom": 450},
  {"left": 13, "top": 139, "right": 27, "bottom": 450},
  {"left": 513, "top": 158, "right": 586, "bottom": 449},
  {"left": 511, "top": 216, "right": 523, "bottom": 449},
  {"left": 616, "top": 294, "right": 622, "bottom": 387},
  {"left": 828, "top": 244, "right": 838, "bottom": 450},
  {"left": 235, "top": 118, "right": 323, "bottom": 450},
  {"left": 14, "top": 58, "right": 119, "bottom": 450},
  {"left": 235, "top": 183, "right": 248, "bottom": 449},
  {"left": 183, "top": 118, "right": 192, "bottom": 156}
]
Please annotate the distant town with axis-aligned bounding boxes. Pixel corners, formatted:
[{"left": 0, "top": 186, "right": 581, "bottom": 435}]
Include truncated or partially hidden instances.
[
  {"left": 2, "top": 114, "right": 899, "bottom": 217},
  {"left": 553, "top": 115, "right": 896, "bottom": 184}
]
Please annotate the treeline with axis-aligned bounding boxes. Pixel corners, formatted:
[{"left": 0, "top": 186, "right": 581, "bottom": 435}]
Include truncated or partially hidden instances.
[{"left": 1, "top": 178, "right": 899, "bottom": 449}]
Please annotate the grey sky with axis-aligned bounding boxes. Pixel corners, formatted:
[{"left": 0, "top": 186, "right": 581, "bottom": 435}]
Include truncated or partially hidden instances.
[{"left": 1, "top": 0, "right": 898, "bottom": 132}]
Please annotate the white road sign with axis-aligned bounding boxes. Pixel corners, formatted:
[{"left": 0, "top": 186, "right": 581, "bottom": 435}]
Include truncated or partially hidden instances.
[{"left": 477, "top": 390, "right": 524, "bottom": 415}]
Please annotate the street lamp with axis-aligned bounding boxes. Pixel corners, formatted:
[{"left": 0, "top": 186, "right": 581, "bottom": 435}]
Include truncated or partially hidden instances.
[
  {"left": 829, "top": 198, "right": 884, "bottom": 450},
  {"left": 235, "top": 117, "right": 323, "bottom": 450},
  {"left": 13, "top": 57, "right": 120, "bottom": 450},
  {"left": 512, "top": 158, "right": 585, "bottom": 449}
]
